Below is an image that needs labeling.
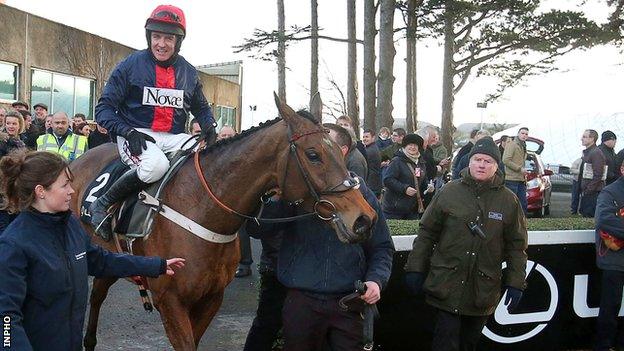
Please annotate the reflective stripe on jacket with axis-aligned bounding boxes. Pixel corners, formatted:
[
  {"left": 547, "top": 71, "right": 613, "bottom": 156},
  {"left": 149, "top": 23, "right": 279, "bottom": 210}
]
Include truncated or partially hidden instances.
[{"left": 36, "top": 133, "right": 87, "bottom": 161}]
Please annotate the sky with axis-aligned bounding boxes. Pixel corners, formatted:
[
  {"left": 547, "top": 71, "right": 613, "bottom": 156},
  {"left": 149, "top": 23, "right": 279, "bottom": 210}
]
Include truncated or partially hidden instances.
[{"left": 6, "top": 0, "right": 624, "bottom": 131}]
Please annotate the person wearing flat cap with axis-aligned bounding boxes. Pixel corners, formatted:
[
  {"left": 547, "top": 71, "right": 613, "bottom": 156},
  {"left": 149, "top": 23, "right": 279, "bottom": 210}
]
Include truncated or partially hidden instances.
[
  {"left": 599, "top": 130, "right": 618, "bottom": 186},
  {"left": 32, "top": 103, "right": 49, "bottom": 133},
  {"left": 382, "top": 133, "right": 432, "bottom": 219},
  {"left": 404, "top": 136, "right": 528, "bottom": 351},
  {"left": 11, "top": 101, "right": 29, "bottom": 111}
]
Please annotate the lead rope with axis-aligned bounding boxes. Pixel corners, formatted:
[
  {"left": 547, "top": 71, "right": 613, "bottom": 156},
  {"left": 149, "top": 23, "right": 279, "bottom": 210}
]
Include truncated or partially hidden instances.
[{"left": 112, "top": 230, "right": 153, "bottom": 311}]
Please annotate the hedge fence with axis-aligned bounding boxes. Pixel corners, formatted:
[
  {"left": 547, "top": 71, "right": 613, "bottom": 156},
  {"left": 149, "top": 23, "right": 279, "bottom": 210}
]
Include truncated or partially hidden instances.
[{"left": 388, "top": 217, "right": 595, "bottom": 236}]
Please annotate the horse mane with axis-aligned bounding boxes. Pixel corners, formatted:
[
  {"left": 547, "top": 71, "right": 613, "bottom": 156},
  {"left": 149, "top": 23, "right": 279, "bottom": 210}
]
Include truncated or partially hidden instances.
[
  {"left": 201, "top": 110, "right": 319, "bottom": 153},
  {"left": 202, "top": 117, "right": 282, "bottom": 153}
]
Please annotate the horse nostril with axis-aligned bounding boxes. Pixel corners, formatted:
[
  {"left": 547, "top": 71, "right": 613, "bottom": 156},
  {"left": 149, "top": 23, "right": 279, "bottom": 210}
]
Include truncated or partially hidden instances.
[{"left": 353, "top": 215, "right": 372, "bottom": 238}]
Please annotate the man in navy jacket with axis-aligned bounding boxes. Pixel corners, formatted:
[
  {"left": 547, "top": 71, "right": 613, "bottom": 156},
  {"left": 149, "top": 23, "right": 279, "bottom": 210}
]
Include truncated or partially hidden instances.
[
  {"left": 246, "top": 124, "right": 394, "bottom": 351},
  {"left": 594, "top": 159, "right": 624, "bottom": 351}
]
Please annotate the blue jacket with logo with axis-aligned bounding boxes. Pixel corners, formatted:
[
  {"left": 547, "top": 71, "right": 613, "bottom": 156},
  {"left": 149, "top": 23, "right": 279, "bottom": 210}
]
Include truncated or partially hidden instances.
[
  {"left": 95, "top": 49, "right": 215, "bottom": 138},
  {"left": 595, "top": 177, "right": 624, "bottom": 271},
  {"left": 0, "top": 210, "right": 165, "bottom": 351},
  {"left": 246, "top": 180, "right": 395, "bottom": 296}
]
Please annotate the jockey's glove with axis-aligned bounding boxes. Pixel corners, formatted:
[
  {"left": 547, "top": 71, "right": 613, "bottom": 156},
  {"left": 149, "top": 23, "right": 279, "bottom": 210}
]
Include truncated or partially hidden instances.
[
  {"left": 126, "top": 129, "right": 156, "bottom": 157},
  {"left": 200, "top": 122, "right": 217, "bottom": 145}
]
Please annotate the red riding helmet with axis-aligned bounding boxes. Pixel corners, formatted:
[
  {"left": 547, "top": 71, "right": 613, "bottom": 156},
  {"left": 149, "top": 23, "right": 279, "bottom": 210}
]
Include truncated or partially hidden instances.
[{"left": 145, "top": 4, "right": 186, "bottom": 37}]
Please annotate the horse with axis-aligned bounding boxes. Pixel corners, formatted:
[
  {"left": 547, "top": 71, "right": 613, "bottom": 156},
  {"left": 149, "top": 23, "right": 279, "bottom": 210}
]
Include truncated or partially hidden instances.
[{"left": 69, "top": 94, "right": 378, "bottom": 350}]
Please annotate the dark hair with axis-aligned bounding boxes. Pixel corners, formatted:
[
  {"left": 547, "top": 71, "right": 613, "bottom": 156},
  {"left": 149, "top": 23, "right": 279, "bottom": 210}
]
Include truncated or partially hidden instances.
[
  {"left": 393, "top": 128, "right": 406, "bottom": 137},
  {"left": 363, "top": 129, "right": 374, "bottom": 135},
  {"left": 74, "top": 123, "right": 89, "bottom": 135},
  {"left": 323, "top": 123, "right": 352, "bottom": 149},
  {"left": 18, "top": 109, "right": 31, "bottom": 118},
  {"left": 470, "top": 129, "right": 479, "bottom": 139},
  {"left": 74, "top": 113, "right": 86, "bottom": 119},
  {"left": 500, "top": 135, "right": 510, "bottom": 143},
  {"left": 0, "top": 150, "right": 70, "bottom": 213},
  {"left": 518, "top": 127, "right": 529, "bottom": 133},
  {"left": 586, "top": 129, "right": 599, "bottom": 143}
]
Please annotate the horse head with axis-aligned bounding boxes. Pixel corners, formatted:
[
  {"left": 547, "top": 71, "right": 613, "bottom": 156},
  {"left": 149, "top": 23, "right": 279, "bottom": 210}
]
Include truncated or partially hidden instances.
[{"left": 273, "top": 93, "right": 376, "bottom": 244}]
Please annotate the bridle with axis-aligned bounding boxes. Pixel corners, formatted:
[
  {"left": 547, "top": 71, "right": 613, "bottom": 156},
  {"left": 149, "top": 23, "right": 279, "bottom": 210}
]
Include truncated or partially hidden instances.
[{"left": 193, "top": 122, "right": 360, "bottom": 224}]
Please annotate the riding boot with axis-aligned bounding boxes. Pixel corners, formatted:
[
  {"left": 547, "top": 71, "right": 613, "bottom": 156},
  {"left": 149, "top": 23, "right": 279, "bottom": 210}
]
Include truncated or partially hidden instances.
[{"left": 89, "top": 170, "right": 149, "bottom": 241}]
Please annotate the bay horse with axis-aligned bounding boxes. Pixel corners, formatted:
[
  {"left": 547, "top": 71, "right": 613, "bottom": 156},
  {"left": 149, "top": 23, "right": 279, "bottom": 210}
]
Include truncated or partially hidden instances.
[{"left": 69, "top": 94, "right": 377, "bottom": 350}]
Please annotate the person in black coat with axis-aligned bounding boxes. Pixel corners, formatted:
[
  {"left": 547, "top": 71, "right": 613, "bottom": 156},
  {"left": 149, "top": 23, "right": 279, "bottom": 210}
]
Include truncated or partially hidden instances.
[
  {"left": 382, "top": 134, "right": 434, "bottom": 219},
  {"left": 87, "top": 123, "right": 113, "bottom": 149},
  {"left": 0, "top": 150, "right": 186, "bottom": 351},
  {"left": 363, "top": 129, "right": 382, "bottom": 197}
]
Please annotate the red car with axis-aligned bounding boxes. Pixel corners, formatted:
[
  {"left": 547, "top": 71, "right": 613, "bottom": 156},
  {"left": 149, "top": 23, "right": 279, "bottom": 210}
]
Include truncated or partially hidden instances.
[{"left": 497, "top": 137, "right": 553, "bottom": 217}]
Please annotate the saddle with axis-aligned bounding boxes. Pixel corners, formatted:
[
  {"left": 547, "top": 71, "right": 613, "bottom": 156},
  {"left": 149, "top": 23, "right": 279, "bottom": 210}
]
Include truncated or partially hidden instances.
[{"left": 80, "top": 149, "right": 192, "bottom": 239}]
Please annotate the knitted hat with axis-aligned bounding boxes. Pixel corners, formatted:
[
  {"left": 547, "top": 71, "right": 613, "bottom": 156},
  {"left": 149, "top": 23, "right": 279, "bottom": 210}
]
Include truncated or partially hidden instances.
[
  {"left": 469, "top": 136, "right": 501, "bottom": 163},
  {"left": 602, "top": 130, "right": 617, "bottom": 143},
  {"left": 401, "top": 133, "right": 424, "bottom": 150}
]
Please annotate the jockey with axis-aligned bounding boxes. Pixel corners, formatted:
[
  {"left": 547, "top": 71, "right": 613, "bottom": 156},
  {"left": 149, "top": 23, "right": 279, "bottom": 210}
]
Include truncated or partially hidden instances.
[{"left": 90, "top": 4, "right": 216, "bottom": 240}]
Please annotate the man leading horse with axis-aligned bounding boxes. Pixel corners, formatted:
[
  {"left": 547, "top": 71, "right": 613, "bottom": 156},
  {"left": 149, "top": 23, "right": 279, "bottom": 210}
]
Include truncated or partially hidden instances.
[{"left": 90, "top": 4, "right": 216, "bottom": 240}]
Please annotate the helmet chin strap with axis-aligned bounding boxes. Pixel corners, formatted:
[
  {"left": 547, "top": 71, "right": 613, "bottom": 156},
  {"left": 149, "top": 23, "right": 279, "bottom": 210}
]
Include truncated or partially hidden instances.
[{"left": 145, "top": 30, "right": 184, "bottom": 67}]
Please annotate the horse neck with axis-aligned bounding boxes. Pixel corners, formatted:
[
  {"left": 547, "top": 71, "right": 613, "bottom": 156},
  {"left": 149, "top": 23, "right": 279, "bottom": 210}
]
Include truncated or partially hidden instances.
[{"left": 181, "top": 123, "right": 288, "bottom": 234}]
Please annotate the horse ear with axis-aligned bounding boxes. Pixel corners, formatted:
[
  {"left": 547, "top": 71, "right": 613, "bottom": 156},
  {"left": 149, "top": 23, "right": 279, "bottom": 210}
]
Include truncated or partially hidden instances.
[
  {"left": 273, "top": 92, "right": 298, "bottom": 125},
  {"left": 309, "top": 93, "right": 323, "bottom": 123}
]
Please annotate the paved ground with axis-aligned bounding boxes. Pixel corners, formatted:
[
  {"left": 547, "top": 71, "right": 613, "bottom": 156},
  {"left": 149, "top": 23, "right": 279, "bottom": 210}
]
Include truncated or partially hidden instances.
[
  {"left": 92, "top": 238, "right": 262, "bottom": 350},
  {"left": 91, "top": 191, "right": 575, "bottom": 350}
]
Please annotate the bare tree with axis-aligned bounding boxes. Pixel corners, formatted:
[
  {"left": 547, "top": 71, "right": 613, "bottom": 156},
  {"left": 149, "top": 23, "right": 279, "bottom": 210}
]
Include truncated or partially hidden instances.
[
  {"left": 376, "top": 0, "right": 396, "bottom": 130},
  {"left": 310, "top": 0, "right": 319, "bottom": 98},
  {"left": 419, "top": 0, "right": 617, "bottom": 153},
  {"left": 347, "top": 0, "right": 360, "bottom": 136},
  {"left": 57, "top": 29, "right": 115, "bottom": 101},
  {"left": 363, "top": 0, "right": 377, "bottom": 132},
  {"left": 277, "top": 0, "right": 286, "bottom": 100},
  {"left": 404, "top": 0, "right": 422, "bottom": 132}
]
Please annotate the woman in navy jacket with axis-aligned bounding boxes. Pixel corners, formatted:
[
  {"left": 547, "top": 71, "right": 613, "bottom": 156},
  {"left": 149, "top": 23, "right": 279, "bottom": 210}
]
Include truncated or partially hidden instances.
[{"left": 0, "top": 150, "right": 185, "bottom": 351}]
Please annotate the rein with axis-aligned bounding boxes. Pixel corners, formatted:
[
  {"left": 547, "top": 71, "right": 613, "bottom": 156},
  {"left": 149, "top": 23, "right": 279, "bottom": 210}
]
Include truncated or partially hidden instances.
[
  {"left": 193, "top": 125, "right": 359, "bottom": 224},
  {"left": 193, "top": 149, "right": 317, "bottom": 224}
]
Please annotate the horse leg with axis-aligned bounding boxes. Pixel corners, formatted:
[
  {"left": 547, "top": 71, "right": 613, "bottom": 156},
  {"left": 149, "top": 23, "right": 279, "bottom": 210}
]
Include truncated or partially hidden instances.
[
  {"left": 83, "top": 277, "right": 118, "bottom": 351},
  {"left": 156, "top": 295, "right": 197, "bottom": 350},
  {"left": 190, "top": 291, "right": 226, "bottom": 347}
]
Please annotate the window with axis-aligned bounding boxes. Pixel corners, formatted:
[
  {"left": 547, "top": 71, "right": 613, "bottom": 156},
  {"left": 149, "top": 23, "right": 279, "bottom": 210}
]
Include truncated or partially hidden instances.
[
  {"left": 31, "top": 69, "right": 95, "bottom": 118},
  {"left": 214, "top": 105, "right": 236, "bottom": 129},
  {"left": 0, "top": 62, "right": 18, "bottom": 101},
  {"left": 31, "top": 70, "right": 51, "bottom": 109}
]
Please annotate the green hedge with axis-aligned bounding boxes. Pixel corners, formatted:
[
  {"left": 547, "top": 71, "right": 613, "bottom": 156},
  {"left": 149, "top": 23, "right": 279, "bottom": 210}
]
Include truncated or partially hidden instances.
[{"left": 388, "top": 217, "right": 595, "bottom": 236}]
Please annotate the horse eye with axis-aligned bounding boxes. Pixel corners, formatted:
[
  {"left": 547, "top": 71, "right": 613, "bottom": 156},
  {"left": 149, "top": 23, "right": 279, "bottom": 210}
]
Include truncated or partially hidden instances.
[{"left": 305, "top": 149, "right": 322, "bottom": 163}]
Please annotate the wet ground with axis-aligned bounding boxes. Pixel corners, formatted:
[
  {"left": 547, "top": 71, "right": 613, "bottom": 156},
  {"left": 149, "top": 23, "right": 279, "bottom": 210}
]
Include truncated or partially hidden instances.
[{"left": 92, "top": 239, "right": 262, "bottom": 351}]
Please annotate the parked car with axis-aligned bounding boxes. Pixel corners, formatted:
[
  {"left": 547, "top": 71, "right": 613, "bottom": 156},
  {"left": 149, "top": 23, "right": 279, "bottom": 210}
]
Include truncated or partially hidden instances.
[
  {"left": 496, "top": 136, "right": 552, "bottom": 217},
  {"left": 525, "top": 151, "right": 553, "bottom": 217}
]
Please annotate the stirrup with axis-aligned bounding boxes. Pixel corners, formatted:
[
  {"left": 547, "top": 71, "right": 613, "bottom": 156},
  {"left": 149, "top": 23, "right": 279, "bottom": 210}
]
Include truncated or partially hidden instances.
[{"left": 94, "top": 211, "right": 115, "bottom": 241}]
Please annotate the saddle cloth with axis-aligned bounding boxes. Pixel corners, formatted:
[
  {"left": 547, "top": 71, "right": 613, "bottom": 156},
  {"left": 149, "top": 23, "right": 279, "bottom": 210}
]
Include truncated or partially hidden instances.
[{"left": 80, "top": 150, "right": 191, "bottom": 238}]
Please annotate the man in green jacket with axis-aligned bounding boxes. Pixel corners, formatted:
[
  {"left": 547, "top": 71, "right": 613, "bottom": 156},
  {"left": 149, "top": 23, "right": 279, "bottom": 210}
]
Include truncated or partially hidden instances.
[
  {"left": 404, "top": 136, "right": 528, "bottom": 351},
  {"left": 502, "top": 127, "right": 529, "bottom": 214}
]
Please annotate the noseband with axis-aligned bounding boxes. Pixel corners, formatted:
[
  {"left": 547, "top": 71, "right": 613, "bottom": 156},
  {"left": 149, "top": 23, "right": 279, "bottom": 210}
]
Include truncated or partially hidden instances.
[{"left": 193, "top": 125, "right": 359, "bottom": 224}]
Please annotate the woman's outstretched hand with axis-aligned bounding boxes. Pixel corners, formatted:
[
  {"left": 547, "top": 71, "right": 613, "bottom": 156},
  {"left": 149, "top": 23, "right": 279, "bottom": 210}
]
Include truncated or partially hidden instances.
[{"left": 165, "top": 258, "right": 186, "bottom": 275}]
